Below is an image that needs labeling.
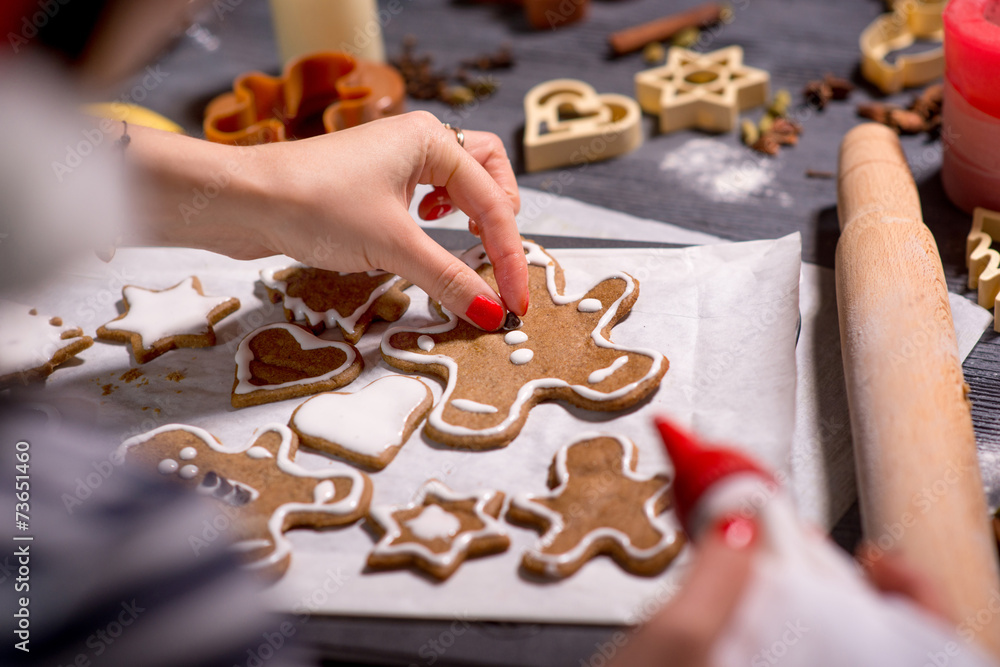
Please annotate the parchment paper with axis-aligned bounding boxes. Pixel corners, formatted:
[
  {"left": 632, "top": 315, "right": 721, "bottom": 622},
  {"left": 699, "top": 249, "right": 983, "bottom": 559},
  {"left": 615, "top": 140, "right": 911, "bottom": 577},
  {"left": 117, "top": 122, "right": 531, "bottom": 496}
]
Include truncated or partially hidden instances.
[
  {"left": 19, "top": 234, "right": 801, "bottom": 624},
  {"left": 441, "top": 187, "right": 992, "bottom": 529}
]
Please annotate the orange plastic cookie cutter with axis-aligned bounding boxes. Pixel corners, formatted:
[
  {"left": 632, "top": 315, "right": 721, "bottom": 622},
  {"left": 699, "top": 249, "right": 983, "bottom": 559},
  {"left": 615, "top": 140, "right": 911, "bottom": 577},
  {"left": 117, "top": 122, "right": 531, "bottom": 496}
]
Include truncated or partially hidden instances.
[
  {"left": 204, "top": 51, "right": 405, "bottom": 145},
  {"left": 966, "top": 207, "right": 1000, "bottom": 332}
]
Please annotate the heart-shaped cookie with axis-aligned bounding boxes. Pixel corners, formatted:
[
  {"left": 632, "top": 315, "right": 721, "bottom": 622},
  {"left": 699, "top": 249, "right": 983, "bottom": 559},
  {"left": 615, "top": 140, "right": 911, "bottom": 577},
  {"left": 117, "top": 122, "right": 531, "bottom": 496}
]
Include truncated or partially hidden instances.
[
  {"left": 232, "top": 322, "right": 363, "bottom": 408},
  {"left": 289, "top": 375, "right": 433, "bottom": 470},
  {"left": 523, "top": 79, "right": 642, "bottom": 173}
]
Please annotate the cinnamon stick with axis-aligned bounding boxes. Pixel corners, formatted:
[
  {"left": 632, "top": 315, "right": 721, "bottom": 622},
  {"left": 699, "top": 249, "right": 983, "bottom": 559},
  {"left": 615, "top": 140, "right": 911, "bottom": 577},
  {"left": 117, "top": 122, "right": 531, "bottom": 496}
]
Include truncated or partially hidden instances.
[{"left": 608, "top": 3, "right": 724, "bottom": 56}]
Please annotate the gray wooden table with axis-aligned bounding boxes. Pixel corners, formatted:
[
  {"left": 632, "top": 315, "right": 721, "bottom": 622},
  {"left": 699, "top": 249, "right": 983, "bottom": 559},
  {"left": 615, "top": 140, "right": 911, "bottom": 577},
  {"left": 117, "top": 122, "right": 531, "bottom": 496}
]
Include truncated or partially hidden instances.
[{"left": 122, "top": 0, "right": 1000, "bottom": 663}]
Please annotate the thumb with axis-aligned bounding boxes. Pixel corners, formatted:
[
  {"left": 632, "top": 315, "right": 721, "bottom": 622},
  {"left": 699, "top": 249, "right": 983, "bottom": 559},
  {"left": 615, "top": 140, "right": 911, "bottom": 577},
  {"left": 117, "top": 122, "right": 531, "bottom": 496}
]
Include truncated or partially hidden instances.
[{"left": 381, "top": 216, "right": 507, "bottom": 331}]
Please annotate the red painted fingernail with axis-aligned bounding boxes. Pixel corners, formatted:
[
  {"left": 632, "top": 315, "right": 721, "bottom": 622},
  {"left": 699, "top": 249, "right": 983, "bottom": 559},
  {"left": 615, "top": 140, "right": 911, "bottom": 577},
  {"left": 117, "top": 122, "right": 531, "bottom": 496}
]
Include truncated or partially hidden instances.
[
  {"left": 466, "top": 295, "right": 505, "bottom": 331},
  {"left": 715, "top": 516, "right": 757, "bottom": 550},
  {"left": 427, "top": 204, "right": 454, "bottom": 220}
]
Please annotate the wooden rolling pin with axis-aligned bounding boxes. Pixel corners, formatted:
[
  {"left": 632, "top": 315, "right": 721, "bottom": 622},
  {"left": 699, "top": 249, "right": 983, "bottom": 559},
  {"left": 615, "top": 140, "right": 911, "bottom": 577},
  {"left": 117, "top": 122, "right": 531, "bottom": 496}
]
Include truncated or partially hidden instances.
[{"left": 837, "top": 123, "right": 1000, "bottom": 657}]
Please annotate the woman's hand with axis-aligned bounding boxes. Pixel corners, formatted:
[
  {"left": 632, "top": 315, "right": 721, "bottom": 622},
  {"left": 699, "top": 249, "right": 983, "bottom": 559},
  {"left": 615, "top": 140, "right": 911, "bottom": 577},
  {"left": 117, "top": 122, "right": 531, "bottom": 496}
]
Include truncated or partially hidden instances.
[
  {"left": 127, "top": 112, "right": 529, "bottom": 329},
  {"left": 610, "top": 518, "right": 758, "bottom": 667}
]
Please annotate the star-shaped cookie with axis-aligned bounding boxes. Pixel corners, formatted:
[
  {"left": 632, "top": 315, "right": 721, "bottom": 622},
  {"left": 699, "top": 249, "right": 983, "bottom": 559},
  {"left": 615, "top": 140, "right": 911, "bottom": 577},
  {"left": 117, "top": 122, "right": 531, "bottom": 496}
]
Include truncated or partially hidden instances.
[
  {"left": 381, "top": 239, "right": 668, "bottom": 449},
  {"left": 261, "top": 265, "right": 410, "bottom": 344},
  {"left": 635, "top": 45, "right": 769, "bottom": 134},
  {"left": 507, "top": 433, "right": 684, "bottom": 579},
  {"left": 0, "top": 301, "right": 93, "bottom": 388},
  {"left": 97, "top": 276, "right": 240, "bottom": 364},
  {"left": 366, "top": 480, "right": 509, "bottom": 580},
  {"left": 119, "top": 423, "right": 371, "bottom": 578}
]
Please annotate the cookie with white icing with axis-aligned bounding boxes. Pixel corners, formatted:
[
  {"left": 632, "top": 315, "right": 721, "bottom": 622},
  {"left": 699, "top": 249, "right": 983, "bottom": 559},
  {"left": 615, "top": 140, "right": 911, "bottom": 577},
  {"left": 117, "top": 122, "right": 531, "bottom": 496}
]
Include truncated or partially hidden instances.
[
  {"left": 0, "top": 301, "right": 93, "bottom": 389},
  {"left": 119, "top": 423, "right": 371, "bottom": 578},
  {"left": 289, "top": 375, "right": 432, "bottom": 470},
  {"left": 507, "top": 433, "right": 684, "bottom": 579},
  {"left": 261, "top": 265, "right": 410, "bottom": 344},
  {"left": 381, "top": 240, "right": 668, "bottom": 449},
  {"left": 97, "top": 276, "right": 240, "bottom": 364},
  {"left": 366, "top": 479, "right": 509, "bottom": 580},
  {"left": 232, "top": 323, "right": 363, "bottom": 408}
]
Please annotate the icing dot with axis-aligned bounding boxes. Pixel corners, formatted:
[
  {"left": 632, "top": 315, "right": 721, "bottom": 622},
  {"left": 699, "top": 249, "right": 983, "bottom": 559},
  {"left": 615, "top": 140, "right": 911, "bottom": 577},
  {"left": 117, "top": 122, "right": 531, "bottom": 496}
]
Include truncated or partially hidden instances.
[
  {"left": 578, "top": 298, "right": 602, "bottom": 313},
  {"left": 178, "top": 465, "right": 199, "bottom": 480},
  {"left": 314, "top": 480, "right": 336, "bottom": 503},
  {"left": 245, "top": 446, "right": 273, "bottom": 459},
  {"left": 504, "top": 331, "right": 528, "bottom": 345},
  {"left": 417, "top": 335, "right": 435, "bottom": 352},
  {"left": 179, "top": 447, "right": 197, "bottom": 460},
  {"left": 510, "top": 348, "right": 534, "bottom": 365},
  {"left": 158, "top": 459, "right": 178, "bottom": 474}
]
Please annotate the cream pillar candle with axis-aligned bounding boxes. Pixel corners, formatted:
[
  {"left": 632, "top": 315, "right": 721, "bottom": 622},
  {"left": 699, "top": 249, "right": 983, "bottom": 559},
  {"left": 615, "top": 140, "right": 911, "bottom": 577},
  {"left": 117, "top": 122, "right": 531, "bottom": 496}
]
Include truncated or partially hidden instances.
[{"left": 269, "top": 0, "right": 386, "bottom": 66}]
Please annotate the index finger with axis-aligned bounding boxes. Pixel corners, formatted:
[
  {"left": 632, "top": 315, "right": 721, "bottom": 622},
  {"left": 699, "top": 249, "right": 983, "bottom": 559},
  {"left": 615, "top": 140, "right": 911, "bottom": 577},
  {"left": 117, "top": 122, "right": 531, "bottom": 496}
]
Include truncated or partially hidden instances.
[{"left": 421, "top": 123, "right": 528, "bottom": 315}]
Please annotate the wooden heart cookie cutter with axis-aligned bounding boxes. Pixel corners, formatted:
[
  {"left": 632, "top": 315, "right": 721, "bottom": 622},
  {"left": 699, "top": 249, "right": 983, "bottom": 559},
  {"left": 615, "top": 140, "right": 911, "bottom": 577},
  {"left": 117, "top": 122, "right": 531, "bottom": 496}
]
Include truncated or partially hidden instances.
[
  {"left": 204, "top": 51, "right": 405, "bottom": 145},
  {"left": 860, "top": 0, "right": 944, "bottom": 94},
  {"left": 523, "top": 79, "right": 642, "bottom": 173},
  {"left": 966, "top": 206, "right": 1000, "bottom": 332}
]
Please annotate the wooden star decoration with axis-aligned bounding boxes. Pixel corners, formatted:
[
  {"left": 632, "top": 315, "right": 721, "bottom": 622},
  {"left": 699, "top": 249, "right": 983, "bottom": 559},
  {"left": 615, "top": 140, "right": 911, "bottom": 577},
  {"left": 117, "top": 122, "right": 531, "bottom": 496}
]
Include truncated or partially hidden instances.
[
  {"left": 366, "top": 480, "right": 509, "bottom": 580},
  {"left": 635, "top": 45, "right": 769, "bottom": 134},
  {"left": 507, "top": 434, "right": 684, "bottom": 579}
]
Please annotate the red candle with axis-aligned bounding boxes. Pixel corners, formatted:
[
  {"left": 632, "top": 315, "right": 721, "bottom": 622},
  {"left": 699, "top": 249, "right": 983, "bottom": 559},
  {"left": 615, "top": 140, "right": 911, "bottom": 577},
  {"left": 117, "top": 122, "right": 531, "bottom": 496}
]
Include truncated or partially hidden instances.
[{"left": 942, "top": 0, "right": 1000, "bottom": 213}]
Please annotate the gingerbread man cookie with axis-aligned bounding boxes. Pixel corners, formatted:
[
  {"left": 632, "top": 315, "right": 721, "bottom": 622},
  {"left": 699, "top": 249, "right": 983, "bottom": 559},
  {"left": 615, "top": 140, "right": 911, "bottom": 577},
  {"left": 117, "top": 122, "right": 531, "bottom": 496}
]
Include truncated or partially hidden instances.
[
  {"left": 366, "top": 479, "right": 509, "bottom": 580},
  {"left": 381, "top": 240, "right": 668, "bottom": 449},
  {"left": 0, "top": 301, "right": 93, "bottom": 388},
  {"left": 290, "top": 375, "right": 432, "bottom": 470},
  {"left": 261, "top": 265, "right": 410, "bottom": 344},
  {"left": 97, "top": 276, "right": 240, "bottom": 364},
  {"left": 119, "top": 423, "right": 371, "bottom": 577},
  {"left": 232, "top": 323, "right": 363, "bottom": 408},
  {"left": 507, "top": 433, "right": 684, "bottom": 579}
]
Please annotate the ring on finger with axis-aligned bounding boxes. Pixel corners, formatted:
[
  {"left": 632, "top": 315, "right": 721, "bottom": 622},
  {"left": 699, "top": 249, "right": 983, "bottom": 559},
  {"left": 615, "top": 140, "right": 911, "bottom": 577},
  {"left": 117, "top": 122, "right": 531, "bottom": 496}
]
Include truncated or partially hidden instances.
[{"left": 443, "top": 122, "right": 465, "bottom": 148}]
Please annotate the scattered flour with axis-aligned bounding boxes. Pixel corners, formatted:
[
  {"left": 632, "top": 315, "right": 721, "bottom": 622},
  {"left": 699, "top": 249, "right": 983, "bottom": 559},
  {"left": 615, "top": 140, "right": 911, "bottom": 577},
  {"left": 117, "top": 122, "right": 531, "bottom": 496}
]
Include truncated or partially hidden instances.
[{"left": 659, "top": 138, "right": 793, "bottom": 208}]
